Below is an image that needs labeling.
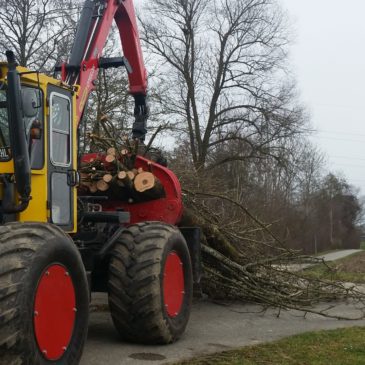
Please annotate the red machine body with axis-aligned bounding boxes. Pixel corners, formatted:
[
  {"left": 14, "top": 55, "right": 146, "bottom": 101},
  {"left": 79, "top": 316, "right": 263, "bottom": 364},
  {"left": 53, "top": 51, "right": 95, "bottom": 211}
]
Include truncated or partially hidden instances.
[
  {"left": 60, "top": 0, "right": 183, "bottom": 226},
  {"left": 82, "top": 154, "right": 184, "bottom": 225}
]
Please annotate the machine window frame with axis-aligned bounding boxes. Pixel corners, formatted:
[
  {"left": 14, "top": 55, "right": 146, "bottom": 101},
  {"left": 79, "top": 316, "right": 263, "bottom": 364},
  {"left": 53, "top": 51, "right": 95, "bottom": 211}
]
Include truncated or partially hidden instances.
[
  {"left": 49, "top": 92, "right": 72, "bottom": 167},
  {"left": 25, "top": 85, "right": 44, "bottom": 170}
]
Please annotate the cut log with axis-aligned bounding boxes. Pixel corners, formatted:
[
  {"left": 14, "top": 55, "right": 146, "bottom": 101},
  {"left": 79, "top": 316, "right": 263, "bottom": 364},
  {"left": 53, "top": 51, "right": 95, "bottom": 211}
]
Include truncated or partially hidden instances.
[
  {"left": 134, "top": 172, "right": 156, "bottom": 193},
  {"left": 117, "top": 171, "right": 127, "bottom": 180},
  {"left": 91, "top": 172, "right": 103, "bottom": 181},
  {"left": 78, "top": 136, "right": 166, "bottom": 202},
  {"left": 107, "top": 147, "right": 116, "bottom": 156},
  {"left": 103, "top": 174, "right": 113, "bottom": 183},
  {"left": 116, "top": 170, "right": 134, "bottom": 190},
  {"left": 89, "top": 183, "right": 98, "bottom": 194},
  {"left": 127, "top": 171, "right": 135, "bottom": 181},
  {"left": 96, "top": 180, "right": 109, "bottom": 192},
  {"left": 80, "top": 172, "right": 90, "bottom": 180},
  {"left": 105, "top": 154, "right": 116, "bottom": 163}
]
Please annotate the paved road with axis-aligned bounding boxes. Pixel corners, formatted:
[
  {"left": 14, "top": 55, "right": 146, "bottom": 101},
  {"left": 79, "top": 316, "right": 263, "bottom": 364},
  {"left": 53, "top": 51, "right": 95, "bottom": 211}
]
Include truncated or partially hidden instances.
[
  {"left": 81, "top": 295, "right": 365, "bottom": 365},
  {"left": 318, "top": 249, "right": 363, "bottom": 262},
  {"left": 81, "top": 250, "right": 365, "bottom": 364}
]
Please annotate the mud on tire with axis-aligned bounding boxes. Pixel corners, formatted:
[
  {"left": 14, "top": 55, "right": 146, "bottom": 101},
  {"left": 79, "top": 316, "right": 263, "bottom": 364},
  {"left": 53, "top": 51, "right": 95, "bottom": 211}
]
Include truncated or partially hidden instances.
[
  {"left": 0, "top": 222, "right": 89, "bottom": 365},
  {"left": 108, "top": 222, "right": 193, "bottom": 344}
]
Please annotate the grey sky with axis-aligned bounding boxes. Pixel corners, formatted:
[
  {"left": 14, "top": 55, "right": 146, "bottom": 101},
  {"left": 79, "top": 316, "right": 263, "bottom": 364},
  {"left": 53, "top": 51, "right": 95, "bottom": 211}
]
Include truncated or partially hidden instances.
[{"left": 280, "top": 0, "right": 365, "bottom": 194}]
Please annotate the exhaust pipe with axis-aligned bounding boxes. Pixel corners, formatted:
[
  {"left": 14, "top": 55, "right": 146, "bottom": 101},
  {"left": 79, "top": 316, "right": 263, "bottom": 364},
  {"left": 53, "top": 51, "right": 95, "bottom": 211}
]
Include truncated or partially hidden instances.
[{"left": 2, "top": 51, "right": 31, "bottom": 213}]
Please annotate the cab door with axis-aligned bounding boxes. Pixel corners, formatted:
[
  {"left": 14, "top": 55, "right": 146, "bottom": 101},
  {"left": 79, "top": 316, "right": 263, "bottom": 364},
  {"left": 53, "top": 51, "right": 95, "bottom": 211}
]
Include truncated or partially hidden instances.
[{"left": 47, "top": 86, "right": 75, "bottom": 231}]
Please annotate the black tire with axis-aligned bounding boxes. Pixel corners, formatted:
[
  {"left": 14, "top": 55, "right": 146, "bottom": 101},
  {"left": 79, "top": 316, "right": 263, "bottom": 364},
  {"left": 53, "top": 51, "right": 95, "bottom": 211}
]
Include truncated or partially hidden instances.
[
  {"left": 0, "top": 222, "right": 89, "bottom": 365},
  {"left": 108, "top": 222, "right": 193, "bottom": 344}
]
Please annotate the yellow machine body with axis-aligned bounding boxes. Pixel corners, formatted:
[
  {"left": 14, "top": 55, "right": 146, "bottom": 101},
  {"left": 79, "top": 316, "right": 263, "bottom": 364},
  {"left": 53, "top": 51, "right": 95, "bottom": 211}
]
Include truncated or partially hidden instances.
[{"left": 0, "top": 63, "right": 79, "bottom": 233}]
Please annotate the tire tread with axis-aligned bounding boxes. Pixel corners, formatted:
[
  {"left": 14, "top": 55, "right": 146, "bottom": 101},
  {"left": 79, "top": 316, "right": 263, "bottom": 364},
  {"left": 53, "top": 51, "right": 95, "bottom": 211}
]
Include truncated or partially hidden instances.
[{"left": 108, "top": 222, "right": 189, "bottom": 344}]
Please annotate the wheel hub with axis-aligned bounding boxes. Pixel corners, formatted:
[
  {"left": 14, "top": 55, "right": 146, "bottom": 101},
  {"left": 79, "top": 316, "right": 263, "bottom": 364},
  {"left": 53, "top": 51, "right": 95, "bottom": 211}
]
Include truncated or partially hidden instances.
[
  {"left": 163, "top": 252, "right": 184, "bottom": 318},
  {"left": 33, "top": 264, "right": 76, "bottom": 361}
]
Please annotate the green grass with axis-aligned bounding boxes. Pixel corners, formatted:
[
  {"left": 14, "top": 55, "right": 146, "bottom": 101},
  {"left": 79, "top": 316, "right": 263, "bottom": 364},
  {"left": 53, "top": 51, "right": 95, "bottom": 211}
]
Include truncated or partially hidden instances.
[
  {"left": 173, "top": 327, "right": 365, "bottom": 365},
  {"left": 303, "top": 251, "right": 365, "bottom": 283}
]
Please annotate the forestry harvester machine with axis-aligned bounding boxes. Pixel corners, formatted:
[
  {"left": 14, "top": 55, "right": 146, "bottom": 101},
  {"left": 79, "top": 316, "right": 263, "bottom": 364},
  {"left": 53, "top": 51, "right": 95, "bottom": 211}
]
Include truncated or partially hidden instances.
[{"left": 0, "top": 0, "right": 201, "bottom": 364}]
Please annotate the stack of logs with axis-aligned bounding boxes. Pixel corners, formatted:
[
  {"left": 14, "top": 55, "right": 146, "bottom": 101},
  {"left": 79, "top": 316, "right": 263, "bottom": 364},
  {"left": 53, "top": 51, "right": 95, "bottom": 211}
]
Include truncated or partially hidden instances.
[{"left": 78, "top": 146, "right": 165, "bottom": 202}]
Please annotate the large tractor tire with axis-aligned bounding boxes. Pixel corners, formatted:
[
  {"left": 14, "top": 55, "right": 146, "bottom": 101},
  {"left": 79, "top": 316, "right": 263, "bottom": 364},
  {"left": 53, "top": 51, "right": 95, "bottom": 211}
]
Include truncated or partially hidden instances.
[
  {"left": 108, "top": 222, "right": 193, "bottom": 344},
  {"left": 0, "top": 222, "right": 89, "bottom": 365}
]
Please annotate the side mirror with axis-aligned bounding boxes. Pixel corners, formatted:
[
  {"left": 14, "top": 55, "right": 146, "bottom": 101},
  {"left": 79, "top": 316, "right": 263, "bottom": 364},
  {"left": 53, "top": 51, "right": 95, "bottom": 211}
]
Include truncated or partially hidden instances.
[{"left": 21, "top": 88, "right": 39, "bottom": 118}]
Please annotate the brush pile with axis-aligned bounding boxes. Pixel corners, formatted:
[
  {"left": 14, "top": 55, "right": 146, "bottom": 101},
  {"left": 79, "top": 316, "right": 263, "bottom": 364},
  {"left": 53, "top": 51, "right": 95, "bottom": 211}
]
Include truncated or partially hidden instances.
[{"left": 178, "top": 174, "right": 365, "bottom": 320}]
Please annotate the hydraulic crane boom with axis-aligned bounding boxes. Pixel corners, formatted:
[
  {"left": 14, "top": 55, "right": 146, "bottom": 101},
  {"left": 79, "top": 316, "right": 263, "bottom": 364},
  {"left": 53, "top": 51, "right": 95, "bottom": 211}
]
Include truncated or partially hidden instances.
[{"left": 58, "top": 0, "right": 148, "bottom": 140}]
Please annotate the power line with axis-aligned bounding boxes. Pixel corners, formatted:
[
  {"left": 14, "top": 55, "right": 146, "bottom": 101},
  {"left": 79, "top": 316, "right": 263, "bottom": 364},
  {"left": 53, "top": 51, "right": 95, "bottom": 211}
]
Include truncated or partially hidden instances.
[
  {"left": 329, "top": 162, "right": 365, "bottom": 168},
  {"left": 311, "top": 135, "right": 365, "bottom": 143},
  {"left": 313, "top": 103, "right": 365, "bottom": 111},
  {"left": 329, "top": 155, "right": 365, "bottom": 162},
  {"left": 315, "top": 129, "right": 365, "bottom": 138},
  {"left": 310, "top": 135, "right": 365, "bottom": 143}
]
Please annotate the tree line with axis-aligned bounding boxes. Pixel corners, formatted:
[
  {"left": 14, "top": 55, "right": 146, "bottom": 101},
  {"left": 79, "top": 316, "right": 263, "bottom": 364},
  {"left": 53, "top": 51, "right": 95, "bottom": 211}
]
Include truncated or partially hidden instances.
[{"left": 0, "top": 0, "right": 362, "bottom": 254}]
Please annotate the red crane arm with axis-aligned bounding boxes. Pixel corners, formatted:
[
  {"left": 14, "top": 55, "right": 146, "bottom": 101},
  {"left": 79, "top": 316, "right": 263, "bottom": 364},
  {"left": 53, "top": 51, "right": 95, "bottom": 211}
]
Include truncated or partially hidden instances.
[
  {"left": 59, "top": 0, "right": 148, "bottom": 137},
  {"left": 115, "top": 3, "right": 147, "bottom": 95}
]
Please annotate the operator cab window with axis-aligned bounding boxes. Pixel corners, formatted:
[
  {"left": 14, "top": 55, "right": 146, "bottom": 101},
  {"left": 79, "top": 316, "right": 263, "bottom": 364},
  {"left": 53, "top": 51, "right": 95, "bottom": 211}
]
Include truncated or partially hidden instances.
[
  {"left": 50, "top": 93, "right": 71, "bottom": 166},
  {"left": 0, "top": 86, "right": 43, "bottom": 167}
]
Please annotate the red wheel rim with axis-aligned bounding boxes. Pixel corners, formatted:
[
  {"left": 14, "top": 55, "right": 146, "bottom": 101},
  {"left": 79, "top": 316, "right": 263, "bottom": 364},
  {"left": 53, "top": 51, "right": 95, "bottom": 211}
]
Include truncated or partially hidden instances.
[
  {"left": 163, "top": 252, "right": 184, "bottom": 318},
  {"left": 33, "top": 264, "right": 76, "bottom": 361}
]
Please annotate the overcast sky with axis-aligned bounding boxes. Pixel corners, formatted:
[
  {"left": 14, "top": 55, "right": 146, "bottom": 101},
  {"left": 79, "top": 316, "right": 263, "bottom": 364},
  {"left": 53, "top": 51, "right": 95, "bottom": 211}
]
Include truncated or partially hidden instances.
[{"left": 280, "top": 0, "right": 365, "bottom": 194}]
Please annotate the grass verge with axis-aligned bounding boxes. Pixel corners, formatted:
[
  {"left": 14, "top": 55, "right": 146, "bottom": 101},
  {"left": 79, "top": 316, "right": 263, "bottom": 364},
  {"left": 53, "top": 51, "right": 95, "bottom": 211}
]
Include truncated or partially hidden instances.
[
  {"left": 173, "top": 327, "right": 365, "bottom": 365},
  {"left": 303, "top": 251, "right": 365, "bottom": 283}
]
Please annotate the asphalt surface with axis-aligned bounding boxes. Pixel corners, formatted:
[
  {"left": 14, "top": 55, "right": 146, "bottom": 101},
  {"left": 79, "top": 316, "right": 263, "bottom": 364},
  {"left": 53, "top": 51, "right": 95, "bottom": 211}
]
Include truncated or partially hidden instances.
[
  {"left": 81, "top": 250, "right": 365, "bottom": 365},
  {"left": 82, "top": 298, "right": 365, "bottom": 364},
  {"left": 318, "top": 249, "right": 363, "bottom": 262},
  {"left": 282, "top": 249, "right": 363, "bottom": 272}
]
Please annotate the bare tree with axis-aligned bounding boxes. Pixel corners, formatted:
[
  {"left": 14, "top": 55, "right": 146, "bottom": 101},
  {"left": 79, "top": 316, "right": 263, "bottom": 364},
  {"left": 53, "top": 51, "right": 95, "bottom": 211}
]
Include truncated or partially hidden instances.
[
  {"left": 140, "top": 0, "right": 305, "bottom": 170},
  {"left": 0, "top": 0, "right": 82, "bottom": 70}
]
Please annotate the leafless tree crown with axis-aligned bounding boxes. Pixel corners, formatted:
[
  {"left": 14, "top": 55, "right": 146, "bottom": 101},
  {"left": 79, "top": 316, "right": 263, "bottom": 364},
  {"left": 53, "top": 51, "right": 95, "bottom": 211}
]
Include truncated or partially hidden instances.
[{"left": 140, "top": 0, "right": 304, "bottom": 170}]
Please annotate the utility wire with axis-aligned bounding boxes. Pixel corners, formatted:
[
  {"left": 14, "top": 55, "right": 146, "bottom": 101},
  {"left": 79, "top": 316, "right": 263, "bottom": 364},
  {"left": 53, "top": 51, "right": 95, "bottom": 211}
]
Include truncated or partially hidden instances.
[
  {"left": 311, "top": 135, "right": 365, "bottom": 143},
  {"left": 329, "top": 155, "right": 365, "bottom": 162}
]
